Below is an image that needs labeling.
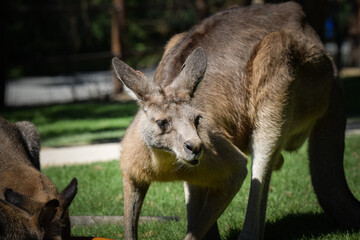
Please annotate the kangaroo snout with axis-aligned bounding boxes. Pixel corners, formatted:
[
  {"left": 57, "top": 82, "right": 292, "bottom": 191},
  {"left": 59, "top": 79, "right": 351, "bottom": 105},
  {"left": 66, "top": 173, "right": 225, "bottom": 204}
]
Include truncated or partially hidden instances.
[
  {"left": 183, "top": 139, "right": 203, "bottom": 166},
  {"left": 184, "top": 140, "right": 202, "bottom": 155}
]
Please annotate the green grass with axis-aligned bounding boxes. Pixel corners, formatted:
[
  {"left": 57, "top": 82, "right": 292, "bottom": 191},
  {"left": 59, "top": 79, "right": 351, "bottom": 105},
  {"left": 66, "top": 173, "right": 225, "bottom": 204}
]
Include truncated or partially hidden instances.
[
  {"left": 0, "top": 101, "right": 138, "bottom": 147},
  {"left": 42, "top": 135, "right": 360, "bottom": 240},
  {"left": 0, "top": 76, "right": 359, "bottom": 239}
]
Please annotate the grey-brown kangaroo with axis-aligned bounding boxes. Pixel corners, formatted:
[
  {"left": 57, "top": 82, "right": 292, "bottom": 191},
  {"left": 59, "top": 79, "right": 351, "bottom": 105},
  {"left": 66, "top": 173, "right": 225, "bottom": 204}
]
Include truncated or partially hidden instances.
[
  {"left": 112, "top": 2, "right": 360, "bottom": 240},
  {"left": 0, "top": 117, "right": 77, "bottom": 240}
]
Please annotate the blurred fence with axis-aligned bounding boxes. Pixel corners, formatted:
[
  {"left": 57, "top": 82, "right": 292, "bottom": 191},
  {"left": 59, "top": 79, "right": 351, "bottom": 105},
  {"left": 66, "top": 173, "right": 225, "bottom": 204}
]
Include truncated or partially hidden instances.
[
  {"left": 5, "top": 68, "right": 156, "bottom": 107},
  {"left": 5, "top": 71, "right": 113, "bottom": 106}
]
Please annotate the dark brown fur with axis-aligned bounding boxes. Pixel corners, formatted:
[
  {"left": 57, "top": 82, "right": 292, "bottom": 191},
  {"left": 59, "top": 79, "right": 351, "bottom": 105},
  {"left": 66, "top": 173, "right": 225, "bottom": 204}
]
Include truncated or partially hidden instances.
[{"left": 0, "top": 117, "right": 77, "bottom": 240}]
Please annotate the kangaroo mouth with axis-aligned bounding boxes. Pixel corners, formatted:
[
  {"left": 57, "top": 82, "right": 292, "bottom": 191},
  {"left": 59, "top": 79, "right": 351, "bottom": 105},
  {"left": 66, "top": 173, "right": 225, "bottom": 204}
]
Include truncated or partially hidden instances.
[
  {"left": 181, "top": 158, "right": 200, "bottom": 167},
  {"left": 188, "top": 159, "right": 199, "bottom": 166},
  {"left": 182, "top": 148, "right": 203, "bottom": 167},
  {"left": 181, "top": 151, "right": 202, "bottom": 167}
]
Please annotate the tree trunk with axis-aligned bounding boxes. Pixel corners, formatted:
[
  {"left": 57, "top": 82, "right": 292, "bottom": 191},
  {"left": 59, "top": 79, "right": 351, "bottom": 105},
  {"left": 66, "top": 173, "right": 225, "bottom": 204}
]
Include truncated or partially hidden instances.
[
  {"left": 196, "top": 0, "right": 207, "bottom": 22},
  {"left": 111, "top": 0, "right": 126, "bottom": 95},
  {"left": 0, "top": 3, "right": 6, "bottom": 107},
  {"left": 349, "top": 0, "right": 360, "bottom": 66}
]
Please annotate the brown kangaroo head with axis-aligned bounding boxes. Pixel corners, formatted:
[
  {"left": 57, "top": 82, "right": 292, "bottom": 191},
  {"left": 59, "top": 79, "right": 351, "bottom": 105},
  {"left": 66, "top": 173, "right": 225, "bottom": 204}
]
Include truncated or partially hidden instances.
[
  {"left": 42, "top": 178, "right": 78, "bottom": 240},
  {"left": 1, "top": 178, "right": 77, "bottom": 240},
  {"left": 0, "top": 189, "right": 59, "bottom": 240},
  {"left": 113, "top": 47, "right": 207, "bottom": 166}
]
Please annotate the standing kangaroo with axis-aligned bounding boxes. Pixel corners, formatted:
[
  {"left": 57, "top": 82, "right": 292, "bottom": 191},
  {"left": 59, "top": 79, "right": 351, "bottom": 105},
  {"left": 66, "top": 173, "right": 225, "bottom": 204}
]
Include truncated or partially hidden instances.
[
  {"left": 0, "top": 117, "right": 78, "bottom": 240},
  {"left": 112, "top": 2, "right": 360, "bottom": 240}
]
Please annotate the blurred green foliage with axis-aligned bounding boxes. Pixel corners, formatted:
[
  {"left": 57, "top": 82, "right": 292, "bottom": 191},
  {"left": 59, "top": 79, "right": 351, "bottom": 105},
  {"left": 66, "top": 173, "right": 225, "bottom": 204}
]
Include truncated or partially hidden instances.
[
  {"left": 4, "top": 0, "right": 355, "bottom": 78},
  {"left": 5, "top": 0, "right": 239, "bottom": 78},
  {"left": 5, "top": 0, "right": 112, "bottom": 77}
]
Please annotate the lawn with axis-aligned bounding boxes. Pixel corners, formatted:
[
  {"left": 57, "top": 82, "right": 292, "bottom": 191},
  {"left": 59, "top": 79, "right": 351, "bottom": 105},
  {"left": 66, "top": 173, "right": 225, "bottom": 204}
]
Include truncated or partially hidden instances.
[
  {"left": 42, "top": 134, "right": 360, "bottom": 240},
  {"left": 0, "top": 101, "right": 139, "bottom": 147},
  {"left": 0, "top": 75, "right": 359, "bottom": 239}
]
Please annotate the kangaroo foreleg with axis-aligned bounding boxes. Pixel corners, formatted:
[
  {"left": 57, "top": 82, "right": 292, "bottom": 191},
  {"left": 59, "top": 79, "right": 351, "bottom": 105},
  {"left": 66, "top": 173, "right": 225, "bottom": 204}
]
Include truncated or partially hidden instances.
[
  {"left": 184, "top": 182, "right": 221, "bottom": 240},
  {"left": 123, "top": 174, "right": 150, "bottom": 240},
  {"left": 184, "top": 172, "right": 245, "bottom": 240}
]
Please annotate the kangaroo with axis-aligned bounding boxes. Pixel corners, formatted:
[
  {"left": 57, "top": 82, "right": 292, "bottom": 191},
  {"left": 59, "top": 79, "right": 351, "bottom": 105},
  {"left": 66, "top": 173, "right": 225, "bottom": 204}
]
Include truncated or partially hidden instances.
[
  {"left": 0, "top": 117, "right": 78, "bottom": 240},
  {"left": 112, "top": 2, "right": 360, "bottom": 240}
]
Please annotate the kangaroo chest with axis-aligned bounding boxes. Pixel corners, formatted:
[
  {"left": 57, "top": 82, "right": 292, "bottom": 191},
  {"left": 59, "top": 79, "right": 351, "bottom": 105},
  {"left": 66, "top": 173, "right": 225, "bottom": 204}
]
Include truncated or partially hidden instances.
[{"left": 150, "top": 148, "right": 186, "bottom": 181}]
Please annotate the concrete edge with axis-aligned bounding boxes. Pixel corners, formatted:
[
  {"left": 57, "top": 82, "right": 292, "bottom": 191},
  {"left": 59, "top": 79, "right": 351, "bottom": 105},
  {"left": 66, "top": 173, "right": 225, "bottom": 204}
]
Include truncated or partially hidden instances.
[{"left": 70, "top": 215, "right": 180, "bottom": 227}]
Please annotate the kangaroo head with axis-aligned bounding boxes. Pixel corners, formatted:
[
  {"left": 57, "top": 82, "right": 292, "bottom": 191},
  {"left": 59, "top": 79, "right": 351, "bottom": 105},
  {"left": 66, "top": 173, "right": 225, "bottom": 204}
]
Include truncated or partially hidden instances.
[
  {"left": 0, "top": 189, "right": 59, "bottom": 240},
  {"left": 113, "top": 47, "right": 207, "bottom": 166},
  {"left": 0, "top": 199, "right": 44, "bottom": 240},
  {"left": 3, "top": 178, "right": 77, "bottom": 240},
  {"left": 43, "top": 178, "right": 78, "bottom": 240}
]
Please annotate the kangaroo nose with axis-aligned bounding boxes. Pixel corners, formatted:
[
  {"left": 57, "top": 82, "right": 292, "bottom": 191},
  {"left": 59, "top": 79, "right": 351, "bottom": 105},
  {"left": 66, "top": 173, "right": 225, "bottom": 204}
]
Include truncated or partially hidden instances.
[{"left": 184, "top": 141, "right": 202, "bottom": 156}]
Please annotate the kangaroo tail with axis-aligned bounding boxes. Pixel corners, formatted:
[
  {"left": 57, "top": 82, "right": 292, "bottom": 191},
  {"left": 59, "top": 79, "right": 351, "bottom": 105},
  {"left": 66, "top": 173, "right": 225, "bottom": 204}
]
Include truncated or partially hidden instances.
[{"left": 308, "top": 79, "right": 360, "bottom": 228}]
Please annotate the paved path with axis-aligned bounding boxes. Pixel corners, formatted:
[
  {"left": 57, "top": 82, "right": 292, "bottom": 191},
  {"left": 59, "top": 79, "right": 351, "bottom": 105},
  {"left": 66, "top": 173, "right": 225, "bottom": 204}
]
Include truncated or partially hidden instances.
[
  {"left": 39, "top": 122, "right": 360, "bottom": 168},
  {"left": 70, "top": 215, "right": 179, "bottom": 227},
  {"left": 346, "top": 121, "right": 360, "bottom": 135},
  {"left": 40, "top": 143, "right": 121, "bottom": 168}
]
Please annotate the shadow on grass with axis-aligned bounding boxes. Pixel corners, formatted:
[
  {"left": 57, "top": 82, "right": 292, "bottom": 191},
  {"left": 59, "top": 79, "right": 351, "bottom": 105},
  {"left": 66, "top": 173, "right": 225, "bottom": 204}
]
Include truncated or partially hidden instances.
[
  {"left": 225, "top": 213, "right": 359, "bottom": 240},
  {"left": 0, "top": 100, "right": 139, "bottom": 123},
  {"left": 90, "top": 137, "right": 122, "bottom": 144},
  {"left": 0, "top": 100, "right": 138, "bottom": 146}
]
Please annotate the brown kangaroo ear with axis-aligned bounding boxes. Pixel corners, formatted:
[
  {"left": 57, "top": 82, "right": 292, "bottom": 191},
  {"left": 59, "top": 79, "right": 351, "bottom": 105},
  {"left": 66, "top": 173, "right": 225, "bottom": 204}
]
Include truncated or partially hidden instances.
[
  {"left": 5, "top": 189, "right": 59, "bottom": 229},
  {"left": 112, "top": 57, "right": 158, "bottom": 102},
  {"left": 4, "top": 189, "right": 42, "bottom": 216},
  {"left": 60, "top": 178, "right": 78, "bottom": 209},
  {"left": 4, "top": 188, "right": 26, "bottom": 210},
  {"left": 165, "top": 47, "right": 207, "bottom": 99},
  {"left": 15, "top": 121, "right": 41, "bottom": 170},
  {"left": 38, "top": 199, "right": 59, "bottom": 228}
]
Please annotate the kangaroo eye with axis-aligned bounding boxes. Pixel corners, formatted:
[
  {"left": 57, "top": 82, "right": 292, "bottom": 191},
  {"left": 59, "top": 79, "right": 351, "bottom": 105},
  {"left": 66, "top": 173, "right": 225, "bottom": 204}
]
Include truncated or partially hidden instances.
[
  {"left": 194, "top": 115, "right": 203, "bottom": 127},
  {"left": 156, "top": 119, "right": 169, "bottom": 131}
]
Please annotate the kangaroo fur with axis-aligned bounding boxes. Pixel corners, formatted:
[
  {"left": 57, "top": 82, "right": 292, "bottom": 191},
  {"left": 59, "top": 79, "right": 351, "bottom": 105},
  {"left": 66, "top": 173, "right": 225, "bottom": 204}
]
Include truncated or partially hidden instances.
[
  {"left": 113, "top": 2, "right": 360, "bottom": 240},
  {"left": 0, "top": 117, "right": 78, "bottom": 240}
]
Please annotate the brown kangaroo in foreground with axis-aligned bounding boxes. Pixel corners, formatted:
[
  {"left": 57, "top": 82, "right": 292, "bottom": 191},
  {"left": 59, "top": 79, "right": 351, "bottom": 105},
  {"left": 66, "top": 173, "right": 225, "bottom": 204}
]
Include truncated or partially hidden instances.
[
  {"left": 112, "top": 2, "right": 360, "bottom": 240},
  {"left": 0, "top": 117, "right": 78, "bottom": 240}
]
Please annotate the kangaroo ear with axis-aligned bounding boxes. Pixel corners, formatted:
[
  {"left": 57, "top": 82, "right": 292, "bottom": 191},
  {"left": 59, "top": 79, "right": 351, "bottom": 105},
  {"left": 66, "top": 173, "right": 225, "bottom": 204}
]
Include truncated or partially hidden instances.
[
  {"left": 5, "top": 189, "right": 42, "bottom": 216},
  {"left": 60, "top": 178, "right": 78, "bottom": 209},
  {"left": 112, "top": 58, "right": 157, "bottom": 102},
  {"left": 165, "top": 47, "right": 207, "bottom": 99},
  {"left": 4, "top": 188, "right": 26, "bottom": 209},
  {"left": 15, "top": 121, "right": 41, "bottom": 170},
  {"left": 38, "top": 199, "right": 59, "bottom": 228},
  {"left": 5, "top": 189, "right": 59, "bottom": 229}
]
